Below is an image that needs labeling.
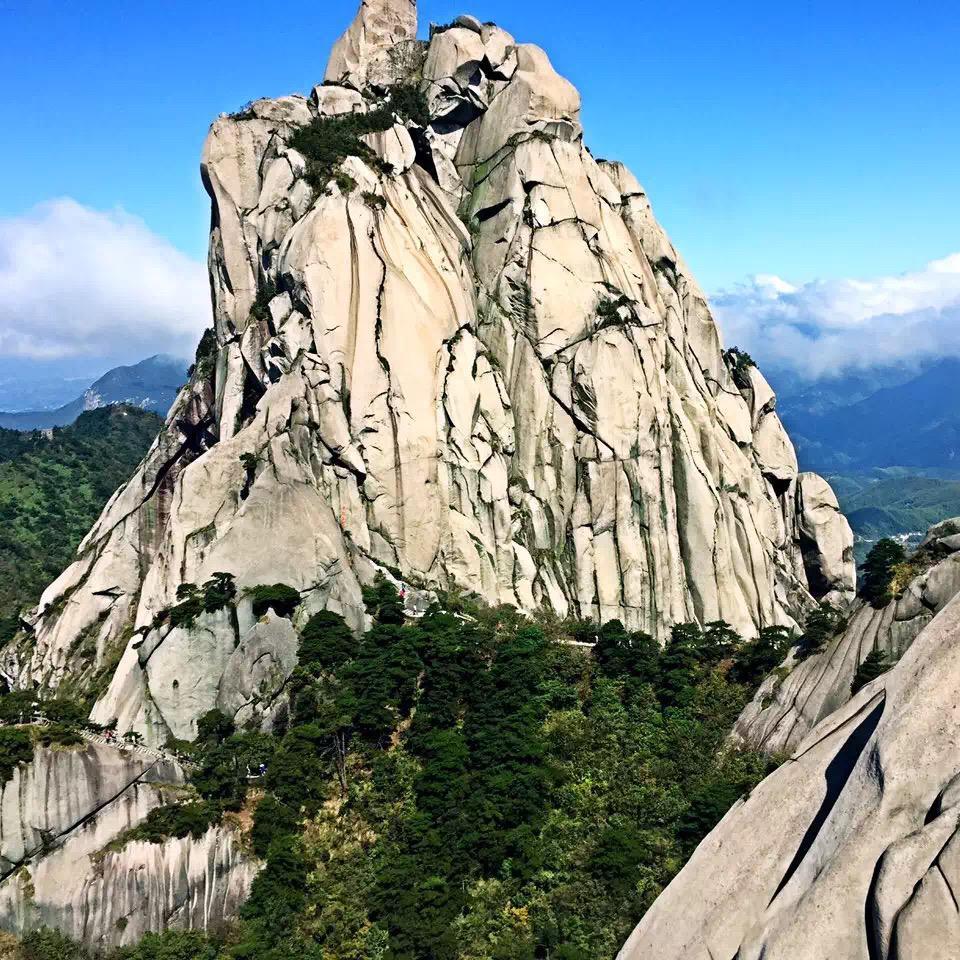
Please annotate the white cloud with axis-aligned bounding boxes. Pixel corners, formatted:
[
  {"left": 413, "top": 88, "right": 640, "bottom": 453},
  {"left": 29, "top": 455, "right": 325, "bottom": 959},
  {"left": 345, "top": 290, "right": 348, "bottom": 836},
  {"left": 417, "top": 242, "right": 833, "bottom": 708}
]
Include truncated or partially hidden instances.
[
  {"left": 0, "top": 199, "right": 209, "bottom": 361},
  {"left": 712, "top": 253, "right": 960, "bottom": 378}
]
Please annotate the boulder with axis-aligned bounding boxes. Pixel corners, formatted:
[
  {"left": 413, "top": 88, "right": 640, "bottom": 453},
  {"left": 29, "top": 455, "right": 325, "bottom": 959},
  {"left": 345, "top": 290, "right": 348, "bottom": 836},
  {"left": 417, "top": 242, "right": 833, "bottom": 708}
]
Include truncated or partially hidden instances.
[
  {"left": 796, "top": 471, "right": 856, "bottom": 603},
  {"left": 324, "top": 0, "right": 420, "bottom": 89},
  {"left": 620, "top": 591, "right": 960, "bottom": 960},
  {"left": 736, "top": 519, "right": 960, "bottom": 754}
]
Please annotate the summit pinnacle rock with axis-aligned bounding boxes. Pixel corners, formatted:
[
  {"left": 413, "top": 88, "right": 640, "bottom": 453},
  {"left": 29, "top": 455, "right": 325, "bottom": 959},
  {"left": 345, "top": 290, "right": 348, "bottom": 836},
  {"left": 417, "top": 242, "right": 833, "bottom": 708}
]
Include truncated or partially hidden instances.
[
  {"left": 325, "top": 0, "right": 419, "bottom": 89},
  {"left": 2, "top": 2, "right": 855, "bottom": 752}
]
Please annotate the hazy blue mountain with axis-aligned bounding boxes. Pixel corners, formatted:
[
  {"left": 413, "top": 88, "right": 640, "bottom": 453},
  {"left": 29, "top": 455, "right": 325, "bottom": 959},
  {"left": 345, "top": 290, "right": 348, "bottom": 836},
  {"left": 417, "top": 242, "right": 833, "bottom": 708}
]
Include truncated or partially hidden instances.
[
  {"left": 766, "top": 362, "right": 927, "bottom": 419},
  {"left": 0, "top": 356, "right": 115, "bottom": 412},
  {"left": 0, "top": 355, "right": 187, "bottom": 430},
  {"left": 769, "top": 358, "right": 960, "bottom": 474},
  {"left": 759, "top": 357, "right": 960, "bottom": 559}
]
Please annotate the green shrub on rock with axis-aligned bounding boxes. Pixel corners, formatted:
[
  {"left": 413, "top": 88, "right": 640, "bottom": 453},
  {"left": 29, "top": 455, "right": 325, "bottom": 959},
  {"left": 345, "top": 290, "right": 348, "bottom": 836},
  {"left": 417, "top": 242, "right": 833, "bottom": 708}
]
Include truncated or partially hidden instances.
[
  {"left": 298, "top": 610, "right": 355, "bottom": 674},
  {"left": 0, "top": 727, "right": 33, "bottom": 783},
  {"left": 288, "top": 83, "right": 430, "bottom": 192},
  {"left": 851, "top": 648, "right": 890, "bottom": 694},
  {"left": 157, "top": 573, "right": 237, "bottom": 631},
  {"left": 729, "top": 626, "right": 795, "bottom": 686},
  {"left": 248, "top": 583, "right": 302, "bottom": 620},
  {"left": 723, "top": 346, "right": 757, "bottom": 388},
  {"left": 34, "top": 722, "right": 83, "bottom": 749},
  {"left": 195, "top": 708, "right": 235, "bottom": 746},
  {"left": 121, "top": 801, "right": 220, "bottom": 845},
  {"left": 188, "top": 328, "right": 218, "bottom": 382},
  {"left": 0, "top": 689, "right": 38, "bottom": 724},
  {"left": 797, "top": 603, "right": 846, "bottom": 659},
  {"left": 860, "top": 538, "right": 908, "bottom": 607}
]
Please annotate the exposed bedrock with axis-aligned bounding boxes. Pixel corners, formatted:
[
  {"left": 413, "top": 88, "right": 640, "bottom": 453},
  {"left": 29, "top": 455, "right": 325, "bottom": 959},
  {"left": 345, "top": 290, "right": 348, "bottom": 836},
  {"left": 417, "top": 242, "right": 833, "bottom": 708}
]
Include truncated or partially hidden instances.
[
  {"left": 620, "top": 589, "right": 960, "bottom": 960},
  {"left": 5, "top": 1, "right": 853, "bottom": 753},
  {"left": 0, "top": 741, "right": 256, "bottom": 948},
  {"left": 736, "top": 518, "right": 960, "bottom": 755}
]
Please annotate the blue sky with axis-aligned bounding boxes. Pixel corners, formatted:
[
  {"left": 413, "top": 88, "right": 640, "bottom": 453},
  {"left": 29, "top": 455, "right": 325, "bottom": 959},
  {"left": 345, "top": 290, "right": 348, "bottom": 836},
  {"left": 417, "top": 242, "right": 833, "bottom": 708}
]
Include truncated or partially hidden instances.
[{"left": 0, "top": 0, "right": 958, "bottom": 377}]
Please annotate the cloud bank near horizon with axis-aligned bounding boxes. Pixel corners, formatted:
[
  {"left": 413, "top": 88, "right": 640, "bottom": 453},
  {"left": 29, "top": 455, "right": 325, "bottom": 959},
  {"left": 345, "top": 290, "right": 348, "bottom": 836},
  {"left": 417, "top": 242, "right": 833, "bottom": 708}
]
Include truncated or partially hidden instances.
[
  {"left": 1, "top": 198, "right": 957, "bottom": 387},
  {"left": 711, "top": 253, "right": 960, "bottom": 380},
  {"left": 0, "top": 199, "right": 209, "bottom": 363}
]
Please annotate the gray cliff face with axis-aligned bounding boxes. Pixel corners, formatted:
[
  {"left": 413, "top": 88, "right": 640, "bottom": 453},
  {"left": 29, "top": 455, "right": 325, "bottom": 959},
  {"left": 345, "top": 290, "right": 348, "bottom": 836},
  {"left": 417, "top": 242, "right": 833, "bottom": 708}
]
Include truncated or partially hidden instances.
[
  {"left": 735, "top": 518, "right": 960, "bottom": 755},
  {"left": 0, "top": 741, "right": 256, "bottom": 948},
  {"left": 620, "top": 589, "right": 960, "bottom": 960},
  {"left": 2, "top": 0, "right": 854, "bottom": 753}
]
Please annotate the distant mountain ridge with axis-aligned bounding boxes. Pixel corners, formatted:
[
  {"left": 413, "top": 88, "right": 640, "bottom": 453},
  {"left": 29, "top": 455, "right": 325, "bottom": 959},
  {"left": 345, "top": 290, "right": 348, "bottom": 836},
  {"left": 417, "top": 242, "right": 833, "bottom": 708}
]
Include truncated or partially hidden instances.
[
  {"left": 0, "top": 355, "right": 187, "bottom": 430},
  {"left": 772, "top": 357, "right": 960, "bottom": 473}
]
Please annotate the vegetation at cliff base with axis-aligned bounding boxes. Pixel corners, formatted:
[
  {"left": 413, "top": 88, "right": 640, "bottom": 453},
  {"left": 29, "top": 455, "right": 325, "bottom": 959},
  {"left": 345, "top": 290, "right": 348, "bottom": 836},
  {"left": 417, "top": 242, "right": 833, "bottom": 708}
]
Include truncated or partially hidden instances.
[
  {"left": 16, "top": 928, "right": 219, "bottom": 960},
  {"left": 7, "top": 575, "right": 798, "bottom": 959},
  {"left": 0, "top": 406, "right": 162, "bottom": 647},
  {"left": 0, "top": 727, "right": 33, "bottom": 783},
  {"left": 28, "top": 581, "right": 784, "bottom": 960}
]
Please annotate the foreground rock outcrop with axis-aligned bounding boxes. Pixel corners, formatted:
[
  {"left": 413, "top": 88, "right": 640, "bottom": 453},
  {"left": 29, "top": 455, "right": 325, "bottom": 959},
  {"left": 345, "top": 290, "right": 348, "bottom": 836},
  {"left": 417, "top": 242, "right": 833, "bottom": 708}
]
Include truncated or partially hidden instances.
[
  {"left": 736, "top": 518, "right": 960, "bottom": 754},
  {"left": 0, "top": 740, "right": 255, "bottom": 947},
  {"left": 620, "top": 588, "right": 960, "bottom": 960},
  {"left": 1, "top": 0, "right": 853, "bottom": 755}
]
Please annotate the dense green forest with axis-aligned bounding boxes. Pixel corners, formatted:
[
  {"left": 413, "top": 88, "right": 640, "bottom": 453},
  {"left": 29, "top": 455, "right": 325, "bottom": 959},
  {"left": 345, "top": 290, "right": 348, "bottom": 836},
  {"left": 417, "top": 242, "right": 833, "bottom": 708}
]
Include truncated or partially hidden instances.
[
  {"left": 6, "top": 578, "right": 797, "bottom": 960},
  {"left": 0, "top": 406, "right": 161, "bottom": 646}
]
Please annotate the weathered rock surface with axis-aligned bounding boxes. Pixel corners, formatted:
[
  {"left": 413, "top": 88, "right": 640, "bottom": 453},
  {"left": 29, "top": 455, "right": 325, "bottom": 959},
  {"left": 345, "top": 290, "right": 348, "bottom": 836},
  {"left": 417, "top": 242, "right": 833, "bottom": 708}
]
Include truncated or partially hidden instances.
[
  {"left": 325, "top": 0, "right": 421, "bottom": 89},
  {"left": 619, "top": 589, "right": 960, "bottom": 960},
  {"left": 796, "top": 471, "right": 856, "bottom": 606},
  {"left": 0, "top": 741, "right": 256, "bottom": 948},
  {"left": 736, "top": 519, "right": 960, "bottom": 754},
  {"left": 1, "top": 741, "right": 180, "bottom": 875},
  {"left": 1, "top": 0, "right": 852, "bottom": 749},
  {"left": 91, "top": 603, "right": 300, "bottom": 745}
]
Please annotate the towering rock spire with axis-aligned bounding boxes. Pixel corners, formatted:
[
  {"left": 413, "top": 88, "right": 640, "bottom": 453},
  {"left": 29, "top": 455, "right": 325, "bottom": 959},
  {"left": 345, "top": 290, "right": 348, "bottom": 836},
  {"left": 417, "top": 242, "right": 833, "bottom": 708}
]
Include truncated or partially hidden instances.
[
  {"left": 324, "top": 0, "right": 419, "bottom": 89},
  {"left": 0, "top": 0, "right": 863, "bottom": 948}
]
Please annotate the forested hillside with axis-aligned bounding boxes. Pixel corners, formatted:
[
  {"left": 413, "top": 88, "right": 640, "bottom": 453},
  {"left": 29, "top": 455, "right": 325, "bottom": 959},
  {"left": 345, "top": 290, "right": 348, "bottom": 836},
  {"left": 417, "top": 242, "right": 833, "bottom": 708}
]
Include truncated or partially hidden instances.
[
  {"left": 0, "top": 406, "right": 161, "bottom": 646},
  {"left": 833, "top": 475, "right": 960, "bottom": 539},
  {"left": 2, "top": 578, "right": 794, "bottom": 960}
]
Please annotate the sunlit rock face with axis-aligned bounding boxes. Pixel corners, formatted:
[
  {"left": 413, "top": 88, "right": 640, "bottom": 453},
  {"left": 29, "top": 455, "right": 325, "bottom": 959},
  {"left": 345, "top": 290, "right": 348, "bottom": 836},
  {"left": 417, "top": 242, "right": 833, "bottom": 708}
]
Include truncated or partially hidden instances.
[
  {"left": 0, "top": 0, "right": 852, "bottom": 751},
  {"left": 620, "top": 588, "right": 960, "bottom": 960},
  {"left": 325, "top": 0, "right": 420, "bottom": 89},
  {"left": 735, "top": 517, "right": 960, "bottom": 755},
  {"left": 0, "top": 741, "right": 255, "bottom": 949}
]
